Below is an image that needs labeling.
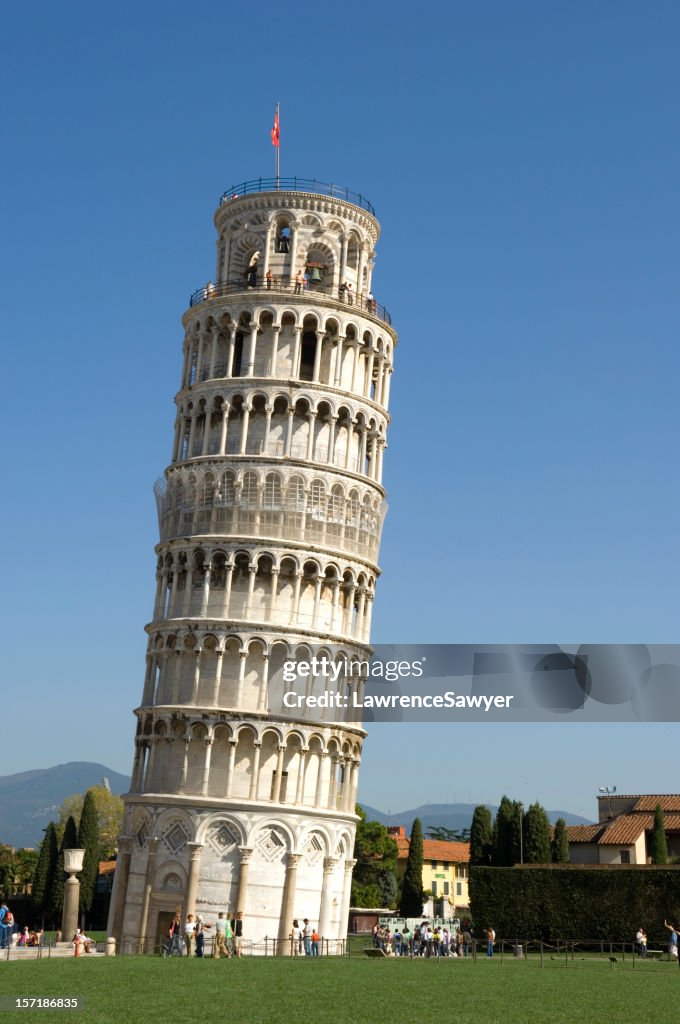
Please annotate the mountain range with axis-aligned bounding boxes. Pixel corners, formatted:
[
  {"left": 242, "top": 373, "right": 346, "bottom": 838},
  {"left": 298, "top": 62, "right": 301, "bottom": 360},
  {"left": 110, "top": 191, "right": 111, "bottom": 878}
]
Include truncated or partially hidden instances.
[
  {"left": 0, "top": 762, "right": 131, "bottom": 849},
  {"left": 0, "top": 761, "right": 592, "bottom": 849},
  {"left": 358, "top": 802, "right": 592, "bottom": 838}
]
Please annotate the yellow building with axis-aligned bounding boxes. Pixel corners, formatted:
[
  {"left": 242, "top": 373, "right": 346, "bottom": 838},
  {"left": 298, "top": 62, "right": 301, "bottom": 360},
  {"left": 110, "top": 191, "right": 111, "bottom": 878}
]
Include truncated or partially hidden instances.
[{"left": 388, "top": 826, "right": 471, "bottom": 911}]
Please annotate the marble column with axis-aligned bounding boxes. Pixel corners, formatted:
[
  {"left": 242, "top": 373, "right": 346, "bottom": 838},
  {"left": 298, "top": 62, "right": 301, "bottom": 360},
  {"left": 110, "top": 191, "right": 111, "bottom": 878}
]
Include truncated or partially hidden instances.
[{"left": 185, "top": 843, "right": 203, "bottom": 919}]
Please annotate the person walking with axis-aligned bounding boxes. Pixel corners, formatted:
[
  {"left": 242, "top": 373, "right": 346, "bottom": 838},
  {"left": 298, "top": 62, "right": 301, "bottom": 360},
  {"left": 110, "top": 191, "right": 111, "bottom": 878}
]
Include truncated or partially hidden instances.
[
  {"left": 664, "top": 920, "right": 679, "bottom": 959},
  {"left": 231, "top": 911, "right": 244, "bottom": 958},
  {"left": 485, "top": 926, "right": 496, "bottom": 958},
  {"left": 303, "top": 918, "right": 312, "bottom": 956},
  {"left": 214, "top": 912, "right": 228, "bottom": 959},
  {"left": 184, "top": 913, "right": 196, "bottom": 957}
]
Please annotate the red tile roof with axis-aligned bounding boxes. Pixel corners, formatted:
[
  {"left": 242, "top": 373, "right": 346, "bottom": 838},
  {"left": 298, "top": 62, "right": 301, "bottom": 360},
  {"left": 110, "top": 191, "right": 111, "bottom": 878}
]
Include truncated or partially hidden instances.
[
  {"left": 395, "top": 836, "right": 470, "bottom": 863},
  {"left": 565, "top": 824, "right": 604, "bottom": 843},
  {"left": 567, "top": 813, "right": 680, "bottom": 847},
  {"left": 633, "top": 796, "right": 680, "bottom": 812}
]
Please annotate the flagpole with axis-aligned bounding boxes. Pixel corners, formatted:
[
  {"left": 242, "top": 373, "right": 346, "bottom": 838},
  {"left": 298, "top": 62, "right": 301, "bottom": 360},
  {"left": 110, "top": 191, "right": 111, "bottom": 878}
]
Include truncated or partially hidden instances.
[{"left": 275, "top": 101, "right": 280, "bottom": 188}]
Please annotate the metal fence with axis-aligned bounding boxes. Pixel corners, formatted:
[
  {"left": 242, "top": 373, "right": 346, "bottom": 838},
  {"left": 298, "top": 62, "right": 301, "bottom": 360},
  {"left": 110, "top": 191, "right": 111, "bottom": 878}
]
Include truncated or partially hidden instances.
[
  {"left": 188, "top": 278, "right": 392, "bottom": 326},
  {"left": 219, "top": 178, "right": 375, "bottom": 216},
  {"left": 118, "top": 934, "right": 348, "bottom": 958}
]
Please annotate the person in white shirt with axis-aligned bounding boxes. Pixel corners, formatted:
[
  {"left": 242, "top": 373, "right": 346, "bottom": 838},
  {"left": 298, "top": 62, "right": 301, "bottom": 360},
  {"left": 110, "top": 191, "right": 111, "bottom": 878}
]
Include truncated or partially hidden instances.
[{"left": 184, "top": 914, "right": 196, "bottom": 957}]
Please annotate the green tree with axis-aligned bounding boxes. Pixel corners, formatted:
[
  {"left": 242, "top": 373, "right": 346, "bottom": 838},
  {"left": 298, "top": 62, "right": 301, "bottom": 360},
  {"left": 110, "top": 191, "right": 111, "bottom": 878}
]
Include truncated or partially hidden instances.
[
  {"left": 551, "top": 818, "right": 569, "bottom": 863},
  {"left": 399, "top": 818, "right": 425, "bottom": 917},
  {"left": 32, "top": 823, "right": 58, "bottom": 925},
  {"left": 470, "top": 806, "right": 493, "bottom": 866},
  {"left": 523, "top": 803, "right": 552, "bottom": 863},
  {"left": 58, "top": 786, "right": 123, "bottom": 859},
  {"left": 0, "top": 845, "right": 18, "bottom": 897},
  {"left": 494, "top": 796, "right": 522, "bottom": 866},
  {"left": 350, "top": 807, "right": 398, "bottom": 908},
  {"left": 649, "top": 804, "right": 669, "bottom": 865},
  {"left": 78, "top": 790, "right": 101, "bottom": 914},
  {"left": 426, "top": 826, "right": 471, "bottom": 843}
]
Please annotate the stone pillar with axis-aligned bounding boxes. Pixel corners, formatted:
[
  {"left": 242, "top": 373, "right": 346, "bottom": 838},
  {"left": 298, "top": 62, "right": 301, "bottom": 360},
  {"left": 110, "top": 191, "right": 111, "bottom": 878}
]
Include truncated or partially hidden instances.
[
  {"left": 312, "top": 334, "right": 323, "bottom": 383},
  {"left": 107, "top": 836, "right": 133, "bottom": 944},
  {"left": 226, "top": 326, "right": 236, "bottom": 377},
  {"left": 236, "top": 847, "right": 253, "bottom": 915},
  {"left": 263, "top": 406, "right": 273, "bottom": 453},
  {"left": 277, "top": 854, "right": 302, "bottom": 948},
  {"left": 326, "top": 414, "right": 337, "bottom": 465},
  {"left": 284, "top": 570, "right": 298, "bottom": 626},
  {"left": 306, "top": 411, "right": 317, "bottom": 461},
  {"left": 233, "top": 651, "right": 246, "bottom": 708},
  {"left": 201, "top": 736, "right": 214, "bottom": 796},
  {"left": 225, "top": 739, "right": 237, "bottom": 797},
  {"left": 284, "top": 408, "right": 295, "bottom": 456},
  {"left": 295, "top": 748, "right": 308, "bottom": 805},
  {"left": 365, "top": 351, "right": 375, "bottom": 399},
  {"left": 239, "top": 405, "right": 250, "bottom": 455},
  {"left": 269, "top": 327, "right": 280, "bottom": 376},
  {"left": 318, "top": 857, "right": 338, "bottom": 939},
  {"left": 249, "top": 742, "right": 262, "bottom": 799},
  {"left": 338, "top": 858, "right": 357, "bottom": 941},
  {"left": 61, "top": 867, "right": 82, "bottom": 944},
  {"left": 245, "top": 325, "right": 258, "bottom": 377},
  {"left": 219, "top": 402, "right": 230, "bottom": 455},
  {"left": 143, "top": 736, "right": 158, "bottom": 790},
  {"left": 138, "top": 837, "right": 160, "bottom": 949},
  {"left": 271, "top": 744, "right": 286, "bottom": 803},
  {"left": 289, "top": 225, "right": 298, "bottom": 280},
  {"left": 212, "top": 649, "right": 224, "bottom": 705},
  {"left": 314, "top": 752, "right": 328, "bottom": 806},
  {"left": 334, "top": 336, "right": 344, "bottom": 387},
  {"left": 190, "top": 647, "right": 202, "bottom": 704},
  {"left": 185, "top": 843, "right": 203, "bottom": 919},
  {"left": 291, "top": 326, "right": 302, "bottom": 377}
]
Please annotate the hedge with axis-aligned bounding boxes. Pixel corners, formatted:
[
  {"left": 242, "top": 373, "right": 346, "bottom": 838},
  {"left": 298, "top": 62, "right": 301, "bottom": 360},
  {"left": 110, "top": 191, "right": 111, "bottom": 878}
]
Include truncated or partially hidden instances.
[{"left": 469, "top": 865, "right": 680, "bottom": 941}]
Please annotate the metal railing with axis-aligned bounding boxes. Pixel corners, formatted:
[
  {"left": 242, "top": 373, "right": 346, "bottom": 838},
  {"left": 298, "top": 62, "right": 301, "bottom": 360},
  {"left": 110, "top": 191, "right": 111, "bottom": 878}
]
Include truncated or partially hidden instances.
[
  {"left": 120, "top": 933, "right": 348, "bottom": 957},
  {"left": 188, "top": 278, "right": 392, "bottom": 326},
  {"left": 219, "top": 178, "right": 375, "bottom": 216}
]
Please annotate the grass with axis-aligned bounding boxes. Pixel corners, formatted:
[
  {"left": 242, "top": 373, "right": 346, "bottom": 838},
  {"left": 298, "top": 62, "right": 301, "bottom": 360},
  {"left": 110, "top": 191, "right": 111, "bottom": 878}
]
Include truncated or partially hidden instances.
[{"left": 3, "top": 954, "right": 680, "bottom": 1024}]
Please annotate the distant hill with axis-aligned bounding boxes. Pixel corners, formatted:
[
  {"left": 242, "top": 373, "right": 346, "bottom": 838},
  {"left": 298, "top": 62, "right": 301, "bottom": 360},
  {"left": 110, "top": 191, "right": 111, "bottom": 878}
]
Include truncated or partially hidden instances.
[
  {"left": 0, "top": 762, "right": 130, "bottom": 849},
  {"left": 359, "top": 802, "right": 592, "bottom": 836}
]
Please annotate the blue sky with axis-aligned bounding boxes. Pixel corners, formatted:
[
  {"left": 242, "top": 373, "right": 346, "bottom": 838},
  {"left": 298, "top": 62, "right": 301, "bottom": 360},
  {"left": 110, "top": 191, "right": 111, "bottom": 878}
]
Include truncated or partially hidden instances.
[{"left": 2, "top": 2, "right": 679, "bottom": 822}]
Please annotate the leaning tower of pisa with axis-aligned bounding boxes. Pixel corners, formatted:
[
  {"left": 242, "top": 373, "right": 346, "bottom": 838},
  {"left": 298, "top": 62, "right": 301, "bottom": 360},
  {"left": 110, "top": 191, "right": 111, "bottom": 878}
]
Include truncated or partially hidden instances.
[{"left": 107, "top": 177, "right": 396, "bottom": 952}]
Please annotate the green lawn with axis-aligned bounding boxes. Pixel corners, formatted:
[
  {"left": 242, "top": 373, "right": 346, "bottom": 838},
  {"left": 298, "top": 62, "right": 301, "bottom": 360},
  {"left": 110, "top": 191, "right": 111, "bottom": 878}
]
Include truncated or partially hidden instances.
[{"left": 3, "top": 955, "right": 680, "bottom": 1024}]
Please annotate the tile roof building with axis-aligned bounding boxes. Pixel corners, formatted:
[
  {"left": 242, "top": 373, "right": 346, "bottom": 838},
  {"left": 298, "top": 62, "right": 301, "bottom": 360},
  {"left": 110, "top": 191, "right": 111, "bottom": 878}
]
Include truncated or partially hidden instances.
[{"left": 566, "top": 794, "right": 680, "bottom": 865}]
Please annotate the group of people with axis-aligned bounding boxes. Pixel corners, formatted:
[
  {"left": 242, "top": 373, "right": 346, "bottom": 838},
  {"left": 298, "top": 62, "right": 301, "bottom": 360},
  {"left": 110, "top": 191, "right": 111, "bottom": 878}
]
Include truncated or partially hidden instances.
[
  {"left": 202, "top": 270, "right": 380, "bottom": 314},
  {"left": 289, "top": 918, "right": 320, "bottom": 955},
  {"left": 372, "top": 921, "right": 475, "bottom": 958},
  {"left": 167, "top": 910, "right": 245, "bottom": 958},
  {"left": 0, "top": 904, "right": 44, "bottom": 950}
]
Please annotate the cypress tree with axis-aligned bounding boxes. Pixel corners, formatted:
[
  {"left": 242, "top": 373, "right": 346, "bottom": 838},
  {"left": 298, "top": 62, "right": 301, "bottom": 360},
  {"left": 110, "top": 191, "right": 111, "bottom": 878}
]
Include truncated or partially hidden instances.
[
  {"left": 551, "top": 818, "right": 569, "bottom": 863},
  {"left": 399, "top": 818, "right": 425, "bottom": 917},
  {"left": 494, "top": 796, "right": 522, "bottom": 866},
  {"left": 78, "top": 789, "right": 101, "bottom": 914},
  {"left": 32, "top": 823, "right": 58, "bottom": 925},
  {"left": 650, "top": 804, "right": 669, "bottom": 864},
  {"left": 470, "top": 806, "right": 493, "bottom": 866},
  {"left": 524, "top": 803, "right": 552, "bottom": 863}
]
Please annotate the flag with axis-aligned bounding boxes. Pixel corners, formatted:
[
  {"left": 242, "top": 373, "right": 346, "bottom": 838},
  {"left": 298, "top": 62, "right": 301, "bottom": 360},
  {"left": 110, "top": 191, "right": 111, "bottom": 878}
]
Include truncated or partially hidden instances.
[{"left": 271, "top": 108, "right": 280, "bottom": 148}]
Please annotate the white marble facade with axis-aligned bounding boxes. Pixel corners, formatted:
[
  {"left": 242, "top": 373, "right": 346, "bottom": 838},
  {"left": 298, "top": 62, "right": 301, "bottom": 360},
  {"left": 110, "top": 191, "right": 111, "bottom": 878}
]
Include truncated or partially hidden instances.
[{"left": 108, "top": 181, "right": 396, "bottom": 951}]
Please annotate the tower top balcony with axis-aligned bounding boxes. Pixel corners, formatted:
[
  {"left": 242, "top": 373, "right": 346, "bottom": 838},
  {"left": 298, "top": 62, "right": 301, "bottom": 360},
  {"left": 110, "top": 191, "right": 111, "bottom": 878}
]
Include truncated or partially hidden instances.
[{"left": 218, "top": 177, "right": 376, "bottom": 217}]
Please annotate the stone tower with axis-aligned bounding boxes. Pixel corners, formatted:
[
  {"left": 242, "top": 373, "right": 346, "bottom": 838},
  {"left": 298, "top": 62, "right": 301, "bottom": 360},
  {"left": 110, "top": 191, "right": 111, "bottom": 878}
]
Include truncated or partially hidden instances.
[{"left": 108, "top": 178, "right": 396, "bottom": 952}]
